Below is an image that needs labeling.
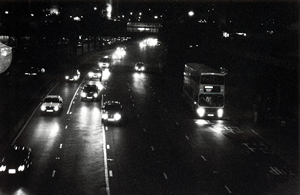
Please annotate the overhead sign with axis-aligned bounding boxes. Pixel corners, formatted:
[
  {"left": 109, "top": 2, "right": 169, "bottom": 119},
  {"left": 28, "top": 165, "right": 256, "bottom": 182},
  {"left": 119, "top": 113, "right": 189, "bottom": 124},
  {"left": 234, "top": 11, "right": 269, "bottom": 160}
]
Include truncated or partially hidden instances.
[{"left": 0, "top": 42, "right": 12, "bottom": 73}]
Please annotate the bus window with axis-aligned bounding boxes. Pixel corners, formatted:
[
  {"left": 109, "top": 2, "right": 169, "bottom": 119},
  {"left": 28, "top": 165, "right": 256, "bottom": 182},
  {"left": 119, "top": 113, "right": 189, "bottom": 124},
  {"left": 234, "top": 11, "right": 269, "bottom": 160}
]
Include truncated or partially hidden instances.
[
  {"left": 201, "top": 75, "right": 224, "bottom": 85},
  {"left": 199, "top": 94, "right": 224, "bottom": 107}
]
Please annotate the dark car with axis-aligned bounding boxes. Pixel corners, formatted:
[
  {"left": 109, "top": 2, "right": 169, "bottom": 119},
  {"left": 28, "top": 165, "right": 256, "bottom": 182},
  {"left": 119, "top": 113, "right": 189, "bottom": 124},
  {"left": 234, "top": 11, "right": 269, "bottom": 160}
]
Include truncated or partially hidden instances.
[
  {"left": 88, "top": 67, "right": 102, "bottom": 81},
  {"left": 101, "top": 101, "right": 123, "bottom": 123},
  {"left": 134, "top": 62, "right": 145, "bottom": 72},
  {"left": 24, "top": 66, "right": 45, "bottom": 76},
  {"left": 65, "top": 69, "right": 80, "bottom": 82},
  {"left": 40, "top": 95, "right": 64, "bottom": 115},
  {"left": 81, "top": 84, "right": 100, "bottom": 101},
  {"left": 0, "top": 145, "right": 32, "bottom": 175}
]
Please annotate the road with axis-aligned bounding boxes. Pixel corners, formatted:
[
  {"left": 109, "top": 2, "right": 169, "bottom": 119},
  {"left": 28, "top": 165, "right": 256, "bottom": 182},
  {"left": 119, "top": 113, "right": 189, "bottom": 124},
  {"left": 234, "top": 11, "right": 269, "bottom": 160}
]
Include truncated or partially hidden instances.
[{"left": 0, "top": 40, "right": 298, "bottom": 194}]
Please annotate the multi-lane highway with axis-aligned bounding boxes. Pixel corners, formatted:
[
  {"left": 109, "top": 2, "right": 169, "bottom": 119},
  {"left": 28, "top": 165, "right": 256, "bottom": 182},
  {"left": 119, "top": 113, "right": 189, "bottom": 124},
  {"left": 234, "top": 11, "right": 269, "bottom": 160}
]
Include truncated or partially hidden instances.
[{"left": 0, "top": 40, "right": 297, "bottom": 194}]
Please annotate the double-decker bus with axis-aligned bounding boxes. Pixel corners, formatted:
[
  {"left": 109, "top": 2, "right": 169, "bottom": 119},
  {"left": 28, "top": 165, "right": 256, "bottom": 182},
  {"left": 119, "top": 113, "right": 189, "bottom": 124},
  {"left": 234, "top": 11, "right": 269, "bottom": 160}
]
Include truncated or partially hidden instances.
[{"left": 183, "top": 63, "right": 225, "bottom": 118}]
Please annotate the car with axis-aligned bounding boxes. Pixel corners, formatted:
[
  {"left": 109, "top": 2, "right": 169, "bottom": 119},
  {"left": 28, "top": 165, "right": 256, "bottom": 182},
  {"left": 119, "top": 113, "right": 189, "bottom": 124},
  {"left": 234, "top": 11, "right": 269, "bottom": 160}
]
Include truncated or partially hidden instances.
[
  {"left": 101, "top": 101, "right": 123, "bottom": 123},
  {"left": 88, "top": 67, "right": 102, "bottom": 81},
  {"left": 0, "top": 145, "right": 32, "bottom": 175},
  {"left": 98, "top": 56, "right": 111, "bottom": 68},
  {"left": 81, "top": 84, "right": 100, "bottom": 101},
  {"left": 65, "top": 69, "right": 80, "bottom": 82},
  {"left": 24, "top": 66, "right": 45, "bottom": 76},
  {"left": 40, "top": 95, "right": 64, "bottom": 115},
  {"left": 134, "top": 62, "right": 145, "bottom": 71}
]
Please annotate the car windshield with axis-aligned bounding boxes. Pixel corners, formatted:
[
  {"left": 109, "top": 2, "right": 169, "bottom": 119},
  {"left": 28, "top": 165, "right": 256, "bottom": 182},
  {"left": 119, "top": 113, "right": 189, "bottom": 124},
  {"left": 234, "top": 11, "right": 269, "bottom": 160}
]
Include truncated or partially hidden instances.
[
  {"left": 44, "top": 97, "right": 60, "bottom": 103},
  {"left": 104, "top": 104, "right": 121, "bottom": 111},
  {"left": 83, "top": 86, "right": 97, "bottom": 91}
]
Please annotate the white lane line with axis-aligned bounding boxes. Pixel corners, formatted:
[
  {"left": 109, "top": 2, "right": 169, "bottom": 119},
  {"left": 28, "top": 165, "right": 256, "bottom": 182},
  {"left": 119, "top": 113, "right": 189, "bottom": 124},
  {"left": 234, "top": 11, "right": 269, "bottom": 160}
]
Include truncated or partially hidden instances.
[
  {"left": 67, "top": 83, "right": 83, "bottom": 114},
  {"left": 201, "top": 155, "right": 207, "bottom": 161},
  {"left": 109, "top": 170, "right": 113, "bottom": 177},
  {"left": 185, "top": 135, "right": 190, "bottom": 140},
  {"left": 65, "top": 125, "right": 68, "bottom": 129},
  {"left": 163, "top": 172, "right": 168, "bottom": 179},
  {"left": 59, "top": 144, "right": 63, "bottom": 149},
  {"left": 102, "top": 125, "right": 111, "bottom": 194},
  {"left": 175, "top": 122, "right": 179, "bottom": 125},
  {"left": 52, "top": 170, "right": 56, "bottom": 177},
  {"left": 107, "top": 145, "right": 110, "bottom": 149},
  {"left": 143, "top": 128, "right": 146, "bottom": 132},
  {"left": 151, "top": 146, "right": 155, "bottom": 151},
  {"left": 137, "top": 114, "right": 140, "bottom": 117},
  {"left": 225, "top": 185, "right": 232, "bottom": 193}
]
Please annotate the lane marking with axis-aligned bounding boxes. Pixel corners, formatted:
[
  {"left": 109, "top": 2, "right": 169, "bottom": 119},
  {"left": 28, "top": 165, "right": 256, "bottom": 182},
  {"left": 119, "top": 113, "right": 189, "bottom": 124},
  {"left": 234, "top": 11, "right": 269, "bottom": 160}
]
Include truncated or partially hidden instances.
[
  {"left": 109, "top": 170, "right": 113, "bottom": 177},
  {"left": 163, "top": 172, "right": 168, "bottom": 179},
  {"left": 151, "top": 146, "right": 155, "bottom": 151},
  {"left": 185, "top": 135, "right": 190, "bottom": 140},
  {"left": 52, "top": 170, "right": 56, "bottom": 177},
  {"left": 175, "top": 122, "right": 179, "bottom": 125},
  {"left": 225, "top": 185, "right": 232, "bottom": 193},
  {"left": 67, "top": 83, "right": 83, "bottom": 114},
  {"left": 59, "top": 144, "right": 63, "bottom": 149},
  {"left": 143, "top": 128, "right": 146, "bottom": 132},
  {"left": 107, "top": 145, "right": 110, "bottom": 149},
  {"left": 65, "top": 125, "right": 68, "bottom": 129},
  {"left": 102, "top": 125, "right": 111, "bottom": 194},
  {"left": 201, "top": 155, "right": 207, "bottom": 161}
]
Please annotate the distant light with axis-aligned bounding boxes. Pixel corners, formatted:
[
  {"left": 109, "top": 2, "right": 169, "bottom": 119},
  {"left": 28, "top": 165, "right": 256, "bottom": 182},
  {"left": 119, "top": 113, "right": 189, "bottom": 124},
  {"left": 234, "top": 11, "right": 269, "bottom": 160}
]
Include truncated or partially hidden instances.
[
  {"left": 154, "top": 15, "right": 158, "bottom": 19},
  {"left": 31, "top": 13, "right": 34, "bottom": 17},
  {"left": 5, "top": 11, "right": 8, "bottom": 14},
  {"left": 188, "top": 11, "right": 194, "bottom": 17},
  {"left": 139, "top": 12, "right": 142, "bottom": 15},
  {"left": 130, "top": 12, "right": 133, "bottom": 15},
  {"left": 94, "top": 7, "right": 97, "bottom": 11}
]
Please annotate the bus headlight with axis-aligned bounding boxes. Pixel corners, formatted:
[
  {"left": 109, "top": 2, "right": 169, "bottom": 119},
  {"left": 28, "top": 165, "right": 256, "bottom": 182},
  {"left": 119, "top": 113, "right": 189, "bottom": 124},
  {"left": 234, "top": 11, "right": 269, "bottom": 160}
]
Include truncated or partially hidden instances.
[
  {"left": 114, "top": 113, "right": 121, "bottom": 121},
  {"left": 0, "top": 165, "right": 6, "bottom": 171},
  {"left": 18, "top": 165, "right": 25, "bottom": 172},
  {"left": 197, "top": 107, "right": 205, "bottom": 117},
  {"left": 102, "top": 113, "right": 108, "bottom": 120},
  {"left": 41, "top": 105, "right": 46, "bottom": 111},
  {"left": 217, "top": 109, "right": 224, "bottom": 118},
  {"left": 54, "top": 106, "right": 59, "bottom": 111}
]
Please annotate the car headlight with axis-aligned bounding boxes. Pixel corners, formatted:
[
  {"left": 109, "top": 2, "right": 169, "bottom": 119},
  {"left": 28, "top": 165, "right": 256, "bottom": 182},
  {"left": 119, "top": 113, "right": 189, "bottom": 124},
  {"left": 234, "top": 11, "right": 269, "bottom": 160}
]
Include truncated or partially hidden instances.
[
  {"left": 217, "top": 109, "right": 224, "bottom": 118},
  {"left": 93, "top": 93, "right": 98, "bottom": 98},
  {"left": 54, "top": 106, "right": 59, "bottom": 111},
  {"left": 97, "top": 73, "right": 101, "bottom": 77},
  {"left": 0, "top": 165, "right": 6, "bottom": 171},
  {"left": 88, "top": 72, "right": 93, "bottom": 77},
  {"left": 197, "top": 107, "right": 205, "bottom": 117},
  {"left": 102, "top": 113, "right": 108, "bottom": 120},
  {"left": 41, "top": 105, "right": 46, "bottom": 111},
  {"left": 74, "top": 75, "right": 79, "bottom": 80},
  {"left": 114, "top": 113, "right": 121, "bottom": 121},
  {"left": 65, "top": 76, "right": 69, "bottom": 80},
  {"left": 141, "top": 67, "right": 145, "bottom": 71},
  {"left": 81, "top": 92, "right": 87, "bottom": 98},
  {"left": 18, "top": 165, "right": 25, "bottom": 172}
]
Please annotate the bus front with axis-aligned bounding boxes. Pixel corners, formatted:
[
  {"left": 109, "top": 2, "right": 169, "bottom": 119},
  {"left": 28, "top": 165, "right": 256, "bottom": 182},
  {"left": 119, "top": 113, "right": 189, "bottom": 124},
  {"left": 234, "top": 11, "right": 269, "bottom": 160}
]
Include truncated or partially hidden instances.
[{"left": 196, "top": 73, "right": 225, "bottom": 118}]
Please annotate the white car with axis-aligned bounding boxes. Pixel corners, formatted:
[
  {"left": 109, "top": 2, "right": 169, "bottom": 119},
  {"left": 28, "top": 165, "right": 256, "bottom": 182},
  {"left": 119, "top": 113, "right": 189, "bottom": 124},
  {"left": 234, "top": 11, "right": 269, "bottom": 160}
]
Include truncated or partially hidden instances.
[
  {"left": 98, "top": 56, "right": 111, "bottom": 68},
  {"left": 40, "top": 95, "right": 64, "bottom": 115}
]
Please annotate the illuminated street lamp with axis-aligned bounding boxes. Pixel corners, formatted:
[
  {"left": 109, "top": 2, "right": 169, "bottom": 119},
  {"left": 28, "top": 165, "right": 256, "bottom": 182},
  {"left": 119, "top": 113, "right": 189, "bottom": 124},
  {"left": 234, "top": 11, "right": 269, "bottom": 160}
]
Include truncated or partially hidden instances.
[{"left": 0, "top": 42, "right": 12, "bottom": 74}]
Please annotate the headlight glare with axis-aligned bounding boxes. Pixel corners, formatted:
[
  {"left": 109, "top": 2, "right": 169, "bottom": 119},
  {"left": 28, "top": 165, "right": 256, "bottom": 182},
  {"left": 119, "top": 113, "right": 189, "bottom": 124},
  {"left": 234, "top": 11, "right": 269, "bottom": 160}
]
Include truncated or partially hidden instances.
[{"left": 197, "top": 107, "right": 205, "bottom": 117}]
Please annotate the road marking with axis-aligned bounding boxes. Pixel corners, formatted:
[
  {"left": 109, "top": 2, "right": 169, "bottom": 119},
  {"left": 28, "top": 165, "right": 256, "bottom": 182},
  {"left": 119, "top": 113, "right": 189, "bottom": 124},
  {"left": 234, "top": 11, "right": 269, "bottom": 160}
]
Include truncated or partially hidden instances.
[
  {"left": 67, "top": 83, "right": 82, "bottom": 114},
  {"left": 52, "top": 170, "right": 56, "bottom": 177},
  {"left": 109, "top": 170, "right": 113, "bottom": 177},
  {"left": 102, "top": 122, "right": 111, "bottom": 194},
  {"left": 151, "top": 146, "right": 155, "bottom": 151},
  {"left": 105, "top": 126, "right": 108, "bottom": 131},
  {"left": 65, "top": 125, "right": 68, "bottom": 129},
  {"left": 107, "top": 145, "right": 110, "bottom": 149},
  {"left": 201, "top": 155, "right": 207, "bottom": 161},
  {"left": 163, "top": 172, "right": 168, "bottom": 179},
  {"left": 175, "top": 122, "right": 179, "bottom": 125},
  {"left": 143, "top": 128, "right": 146, "bottom": 132},
  {"left": 137, "top": 114, "right": 140, "bottom": 117},
  {"left": 59, "top": 144, "right": 63, "bottom": 149},
  {"left": 185, "top": 135, "right": 190, "bottom": 140},
  {"left": 225, "top": 185, "right": 232, "bottom": 193}
]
